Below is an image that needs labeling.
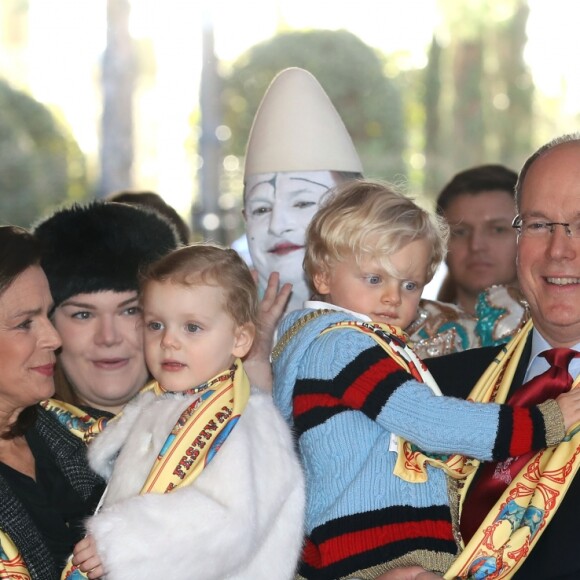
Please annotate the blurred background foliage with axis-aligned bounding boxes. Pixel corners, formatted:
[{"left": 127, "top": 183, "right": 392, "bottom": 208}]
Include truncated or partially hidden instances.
[
  {"left": 221, "top": 29, "right": 406, "bottom": 181},
  {"left": 0, "top": 78, "right": 87, "bottom": 227},
  {"left": 0, "top": 0, "right": 578, "bottom": 237}
]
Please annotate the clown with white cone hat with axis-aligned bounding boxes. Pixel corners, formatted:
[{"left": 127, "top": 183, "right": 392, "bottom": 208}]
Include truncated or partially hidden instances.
[{"left": 242, "top": 67, "right": 363, "bottom": 314}]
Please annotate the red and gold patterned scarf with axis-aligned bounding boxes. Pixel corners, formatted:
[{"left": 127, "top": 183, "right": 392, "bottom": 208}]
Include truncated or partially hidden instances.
[{"left": 444, "top": 320, "right": 580, "bottom": 579}]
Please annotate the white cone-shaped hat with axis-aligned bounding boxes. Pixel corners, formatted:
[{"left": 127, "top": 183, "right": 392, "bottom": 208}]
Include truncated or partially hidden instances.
[{"left": 244, "top": 67, "right": 363, "bottom": 176}]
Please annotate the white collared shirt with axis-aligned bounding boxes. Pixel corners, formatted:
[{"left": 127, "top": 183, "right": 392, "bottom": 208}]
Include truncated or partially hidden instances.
[
  {"left": 303, "top": 300, "right": 371, "bottom": 321},
  {"left": 525, "top": 329, "right": 580, "bottom": 383}
]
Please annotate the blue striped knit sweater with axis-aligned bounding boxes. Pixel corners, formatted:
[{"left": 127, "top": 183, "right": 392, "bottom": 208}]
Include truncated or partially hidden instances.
[{"left": 272, "top": 307, "right": 560, "bottom": 580}]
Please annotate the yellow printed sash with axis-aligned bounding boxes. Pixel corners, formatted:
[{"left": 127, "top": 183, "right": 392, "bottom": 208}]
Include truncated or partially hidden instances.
[
  {"left": 322, "top": 321, "right": 473, "bottom": 483},
  {"left": 0, "top": 532, "right": 30, "bottom": 579},
  {"left": 60, "top": 361, "right": 250, "bottom": 579},
  {"left": 444, "top": 320, "right": 580, "bottom": 579},
  {"left": 39, "top": 400, "right": 111, "bottom": 444},
  {"left": 40, "top": 379, "right": 161, "bottom": 444},
  {"left": 142, "top": 360, "right": 249, "bottom": 493}
]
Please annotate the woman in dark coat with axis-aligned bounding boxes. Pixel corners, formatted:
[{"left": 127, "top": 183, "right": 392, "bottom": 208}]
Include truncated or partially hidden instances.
[{"left": 0, "top": 226, "right": 104, "bottom": 579}]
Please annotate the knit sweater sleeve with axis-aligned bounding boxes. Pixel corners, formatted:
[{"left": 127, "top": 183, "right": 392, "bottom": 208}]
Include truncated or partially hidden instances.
[{"left": 293, "top": 328, "right": 558, "bottom": 462}]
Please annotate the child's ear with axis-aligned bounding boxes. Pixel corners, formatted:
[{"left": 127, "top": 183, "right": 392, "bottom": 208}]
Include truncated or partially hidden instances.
[
  {"left": 312, "top": 270, "right": 331, "bottom": 296},
  {"left": 232, "top": 323, "right": 255, "bottom": 359}
]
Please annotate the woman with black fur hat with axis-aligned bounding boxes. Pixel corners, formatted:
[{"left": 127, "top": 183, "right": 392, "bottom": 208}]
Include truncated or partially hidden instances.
[{"left": 33, "top": 201, "right": 180, "bottom": 439}]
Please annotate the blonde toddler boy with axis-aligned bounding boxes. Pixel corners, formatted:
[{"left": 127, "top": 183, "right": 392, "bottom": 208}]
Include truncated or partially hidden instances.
[{"left": 272, "top": 180, "right": 579, "bottom": 580}]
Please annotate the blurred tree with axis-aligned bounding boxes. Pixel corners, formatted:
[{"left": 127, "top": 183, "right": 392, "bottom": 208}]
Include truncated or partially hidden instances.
[
  {"left": 423, "top": 36, "right": 444, "bottom": 197},
  {"left": 98, "top": 0, "right": 135, "bottom": 198},
  {"left": 493, "top": 0, "right": 533, "bottom": 169},
  {"left": 221, "top": 29, "right": 406, "bottom": 180},
  {"left": 0, "top": 78, "right": 87, "bottom": 227},
  {"left": 452, "top": 36, "right": 485, "bottom": 168},
  {"left": 421, "top": 0, "right": 533, "bottom": 201}
]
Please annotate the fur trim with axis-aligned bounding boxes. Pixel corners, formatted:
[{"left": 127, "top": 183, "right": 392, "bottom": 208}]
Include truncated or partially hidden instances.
[
  {"left": 87, "top": 393, "right": 151, "bottom": 481},
  {"left": 33, "top": 201, "right": 180, "bottom": 306},
  {"left": 86, "top": 388, "right": 305, "bottom": 579}
]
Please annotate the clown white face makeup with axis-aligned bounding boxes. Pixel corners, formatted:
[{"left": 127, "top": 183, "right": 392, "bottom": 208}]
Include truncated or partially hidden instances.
[{"left": 244, "top": 170, "right": 338, "bottom": 311}]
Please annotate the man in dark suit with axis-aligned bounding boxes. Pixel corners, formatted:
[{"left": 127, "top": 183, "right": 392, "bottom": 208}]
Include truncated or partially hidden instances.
[{"left": 426, "top": 132, "right": 580, "bottom": 579}]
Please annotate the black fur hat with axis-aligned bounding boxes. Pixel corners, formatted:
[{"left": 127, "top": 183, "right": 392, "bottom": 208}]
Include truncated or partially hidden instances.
[{"left": 33, "top": 201, "right": 181, "bottom": 307}]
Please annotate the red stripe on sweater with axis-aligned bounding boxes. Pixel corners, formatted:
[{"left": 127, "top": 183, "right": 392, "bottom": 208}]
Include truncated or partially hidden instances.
[
  {"left": 342, "top": 357, "right": 402, "bottom": 409},
  {"left": 509, "top": 406, "right": 533, "bottom": 456},
  {"left": 302, "top": 519, "right": 453, "bottom": 568},
  {"left": 294, "top": 393, "right": 341, "bottom": 417},
  {"left": 294, "top": 356, "right": 402, "bottom": 418}
]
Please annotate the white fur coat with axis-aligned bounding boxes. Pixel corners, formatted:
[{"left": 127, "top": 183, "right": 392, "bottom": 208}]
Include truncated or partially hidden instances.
[{"left": 86, "top": 387, "right": 305, "bottom": 580}]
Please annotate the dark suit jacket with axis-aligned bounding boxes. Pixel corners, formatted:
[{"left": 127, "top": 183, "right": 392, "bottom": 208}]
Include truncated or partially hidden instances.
[{"left": 426, "top": 342, "right": 580, "bottom": 580}]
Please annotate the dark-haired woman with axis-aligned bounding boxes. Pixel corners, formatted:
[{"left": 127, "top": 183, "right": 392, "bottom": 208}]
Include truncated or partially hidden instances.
[{"left": 0, "top": 226, "right": 104, "bottom": 579}]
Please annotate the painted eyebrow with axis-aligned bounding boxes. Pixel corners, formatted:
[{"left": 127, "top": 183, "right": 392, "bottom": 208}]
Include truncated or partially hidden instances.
[
  {"left": 273, "top": 178, "right": 333, "bottom": 203},
  {"left": 247, "top": 175, "right": 276, "bottom": 197},
  {"left": 288, "top": 176, "right": 332, "bottom": 190},
  {"left": 247, "top": 176, "right": 332, "bottom": 200}
]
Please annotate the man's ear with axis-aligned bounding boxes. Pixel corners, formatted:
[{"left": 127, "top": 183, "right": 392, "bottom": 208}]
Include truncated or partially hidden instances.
[
  {"left": 312, "top": 270, "right": 330, "bottom": 296},
  {"left": 232, "top": 323, "right": 255, "bottom": 359}
]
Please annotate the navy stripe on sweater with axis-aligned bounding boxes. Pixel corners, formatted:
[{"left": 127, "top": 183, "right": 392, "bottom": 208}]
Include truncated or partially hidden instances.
[
  {"left": 491, "top": 399, "right": 547, "bottom": 460},
  {"left": 293, "top": 346, "right": 412, "bottom": 437},
  {"left": 293, "top": 344, "right": 548, "bottom": 459},
  {"left": 299, "top": 504, "right": 457, "bottom": 580}
]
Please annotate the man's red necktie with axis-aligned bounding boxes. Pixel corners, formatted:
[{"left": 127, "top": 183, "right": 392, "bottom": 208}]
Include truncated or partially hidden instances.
[{"left": 460, "top": 347, "right": 578, "bottom": 544}]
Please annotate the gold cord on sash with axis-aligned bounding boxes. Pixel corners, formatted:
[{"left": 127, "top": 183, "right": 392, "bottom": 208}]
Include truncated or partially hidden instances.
[
  {"left": 444, "top": 320, "right": 580, "bottom": 579},
  {"left": 271, "top": 309, "right": 334, "bottom": 361}
]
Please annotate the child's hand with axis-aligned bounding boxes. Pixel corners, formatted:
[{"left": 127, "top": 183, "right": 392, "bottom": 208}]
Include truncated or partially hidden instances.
[
  {"left": 244, "top": 272, "right": 292, "bottom": 392},
  {"left": 72, "top": 534, "right": 105, "bottom": 579},
  {"left": 556, "top": 388, "right": 580, "bottom": 431},
  {"left": 256, "top": 271, "right": 292, "bottom": 343}
]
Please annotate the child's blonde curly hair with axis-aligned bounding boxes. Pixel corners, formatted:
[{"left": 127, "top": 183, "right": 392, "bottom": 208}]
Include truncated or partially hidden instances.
[{"left": 304, "top": 179, "right": 449, "bottom": 293}]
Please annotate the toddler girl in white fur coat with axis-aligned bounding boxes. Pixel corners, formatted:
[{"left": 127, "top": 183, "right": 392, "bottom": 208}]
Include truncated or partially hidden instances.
[{"left": 70, "top": 245, "right": 305, "bottom": 580}]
